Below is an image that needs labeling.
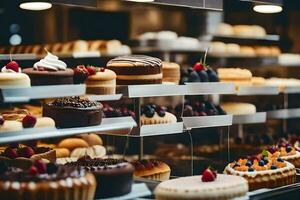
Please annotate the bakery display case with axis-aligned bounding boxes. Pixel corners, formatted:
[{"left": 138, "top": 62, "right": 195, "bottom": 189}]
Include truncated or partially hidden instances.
[{"left": 0, "top": 0, "right": 300, "bottom": 199}]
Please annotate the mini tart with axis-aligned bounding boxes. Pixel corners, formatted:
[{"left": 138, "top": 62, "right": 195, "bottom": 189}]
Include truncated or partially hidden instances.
[
  {"left": 0, "top": 73, "right": 30, "bottom": 88},
  {"left": 141, "top": 112, "right": 177, "bottom": 125},
  {"left": 85, "top": 68, "right": 117, "bottom": 95},
  {"left": 65, "top": 158, "right": 134, "bottom": 198},
  {"left": 0, "top": 164, "right": 96, "bottom": 200},
  {"left": 224, "top": 158, "right": 296, "bottom": 191},
  {"left": 131, "top": 160, "right": 171, "bottom": 181},
  {"left": 154, "top": 174, "right": 248, "bottom": 200}
]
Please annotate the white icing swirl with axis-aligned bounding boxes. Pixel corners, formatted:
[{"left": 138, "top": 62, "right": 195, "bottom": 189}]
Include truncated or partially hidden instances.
[
  {"left": 33, "top": 52, "right": 67, "bottom": 71},
  {"left": 1, "top": 67, "right": 21, "bottom": 73}
]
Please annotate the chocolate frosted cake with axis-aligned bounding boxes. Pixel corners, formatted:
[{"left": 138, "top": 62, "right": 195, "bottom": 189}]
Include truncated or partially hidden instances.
[
  {"left": 0, "top": 161, "right": 96, "bottom": 200},
  {"left": 43, "top": 96, "right": 103, "bottom": 128},
  {"left": 66, "top": 156, "right": 134, "bottom": 198},
  {"left": 107, "top": 55, "right": 162, "bottom": 85}
]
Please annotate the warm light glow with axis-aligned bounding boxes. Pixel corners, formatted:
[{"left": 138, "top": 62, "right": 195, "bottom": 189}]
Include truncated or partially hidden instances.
[
  {"left": 253, "top": 5, "right": 282, "bottom": 14},
  {"left": 19, "top": 2, "right": 52, "bottom": 11},
  {"left": 126, "top": 0, "right": 155, "bottom": 2}
]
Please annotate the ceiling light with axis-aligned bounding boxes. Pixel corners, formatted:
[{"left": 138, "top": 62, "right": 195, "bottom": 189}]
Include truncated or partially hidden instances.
[
  {"left": 253, "top": 5, "right": 282, "bottom": 14},
  {"left": 19, "top": 2, "right": 52, "bottom": 11}
]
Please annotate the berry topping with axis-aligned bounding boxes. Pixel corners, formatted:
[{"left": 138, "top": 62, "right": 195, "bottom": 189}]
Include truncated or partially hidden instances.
[
  {"left": 201, "top": 167, "right": 216, "bottom": 182},
  {"left": 263, "top": 157, "right": 269, "bottom": 164},
  {"left": 8, "top": 143, "right": 19, "bottom": 149},
  {"left": 6, "top": 61, "right": 19, "bottom": 72},
  {"left": 3, "top": 148, "right": 18, "bottom": 159},
  {"left": 73, "top": 65, "right": 89, "bottom": 84},
  {"left": 86, "top": 66, "right": 96, "bottom": 75},
  {"left": 22, "top": 114, "right": 37, "bottom": 128},
  {"left": 28, "top": 166, "right": 38, "bottom": 175},
  {"left": 34, "top": 160, "right": 47, "bottom": 174},
  {"left": 271, "top": 165, "right": 277, "bottom": 170},
  {"left": 248, "top": 167, "right": 254, "bottom": 172},
  {"left": 46, "top": 163, "right": 58, "bottom": 174},
  {"left": 145, "top": 162, "right": 154, "bottom": 170},
  {"left": 188, "top": 71, "right": 200, "bottom": 82},
  {"left": 18, "top": 147, "right": 34, "bottom": 158},
  {"left": 78, "top": 155, "right": 92, "bottom": 162},
  {"left": 156, "top": 106, "right": 166, "bottom": 117},
  {"left": 197, "top": 111, "right": 207, "bottom": 116},
  {"left": 286, "top": 146, "right": 292, "bottom": 153},
  {"left": 0, "top": 161, "right": 8, "bottom": 174},
  {"left": 246, "top": 160, "right": 252, "bottom": 167},
  {"left": 99, "top": 67, "right": 106, "bottom": 72},
  {"left": 206, "top": 67, "right": 219, "bottom": 82},
  {"left": 0, "top": 116, "right": 4, "bottom": 126},
  {"left": 193, "top": 63, "right": 205, "bottom": 71},
  {"left": 258, "top": 160, "right": 265, "bottom": 166},
  {"left": 267, "top": 146, "right": 277, "bottom": 154},
  {"left": 277, "top": 157, "right": 284, "bottom": 162}
]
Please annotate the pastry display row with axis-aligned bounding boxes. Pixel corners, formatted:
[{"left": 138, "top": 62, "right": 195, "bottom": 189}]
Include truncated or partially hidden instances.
[{"left": 215, "top": 23, "right": 268, "bottom": 38}]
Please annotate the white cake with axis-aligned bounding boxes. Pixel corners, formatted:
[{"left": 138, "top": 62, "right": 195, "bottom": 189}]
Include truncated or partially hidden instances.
[
  {"left": 154, "top": 174, "right": 248, "bottom": 200},
  {"left": 221, "top": 102, "right": 256, "bottom": 115}
]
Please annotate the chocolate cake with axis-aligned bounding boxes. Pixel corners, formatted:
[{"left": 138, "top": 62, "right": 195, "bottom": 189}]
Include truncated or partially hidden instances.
[
  {"left": 66, "top": 157, "right": 134, "bottom": 198},
  {"left": 107, "top": 55, "right": 162, "bottom": 85},
  {"left": 43, "top": 96, "right": 103, "bottom": 128},
  {"left": 0, "top": 161, "right": 96, "bottom": 200}
]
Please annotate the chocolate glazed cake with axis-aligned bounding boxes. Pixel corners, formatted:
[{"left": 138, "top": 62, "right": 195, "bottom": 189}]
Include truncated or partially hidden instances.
[
  {"left": 66, "top": 157, "right": 134, "bottom": 198},
  {"left": 107, "top": 55, "right": 162, "bottom": 85},
  {"left": 43, "top": 96, "right": 103, "bottom": 128}
]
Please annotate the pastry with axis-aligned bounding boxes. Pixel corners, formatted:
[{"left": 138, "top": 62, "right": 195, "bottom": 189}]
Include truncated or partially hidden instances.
[
  {"left": 251, "top": 76, "right": 266, "bottom": 86},
  {"left": 233, "top": 25, "right": 266, "bottom": 38},
  {"left": 107, "top": 55, "right": 163, "bottom": 85},
  {"left": 65, "top": 157, "right": 134, "bottom": 198},
  {"left": 43, "top": 96, "right": 103, "bottom": 128},
  {"left": 226, "top": 43, "right": 240, "bottom": 55},
  {"left": 162, "top": 62, "right": 180, "bottom": 84},
  {"left": 131, "top": 160, "right": 171, "bottom": 181},
  {"left": 155, "top": 168, "right": 248, "bottom": 200},
  {"left": 221, "top": 102, "right": 256, "bottom": 115},
  {"left": 70, "top": 145, "right": 106, "bottom": 158},
  {"left": 224, "top": 156, "right": 296, "bottom": 191},
  {"left": 265, "top": 78, "right": 300, "bottom": 91},
  {"left": 255, "top": 46, "right": 271, "bottom": 56},
  {"left": 58, "top": 138, "right": 89, "bottom": 151},
  {"left": 0, "top": 120, "right": 23, "bottom": 133},
  {"left": 240, "top": 46, "right": 256, "bottom": 56},
  {"left": 80, "top": 133, "right": 103, "bottom": 146},
  {"left": 141, "top": 104, "right": 176, "bottom": 125},
  {"left": 215, "top": 23, "right": 234, "bottom": 35},
  {"left": 270, "top": 46, "right": 281, "bottom": 56},
  {"left": 34, "top": 117, "right": 55, "bottom": 128},
  {"left": 23, "top": 51, "right": 74, "bottom": 85},
  {"left": 209, "top": 42, "right": 227, "bottom": 54},
  {"left": 0, "top": 161, "right": 96, "bottom": 200},
  {"left": 85, "top": 67, "right": 117, "bottom": 94},
  {"left": 0, "top": 60, "right": 30, "bottom": 88},
  {"left": 217, "top": 68, "right": 252, "bottom": 86},
  {"left": 54, "top": 147, "right": 70, "bottom": 158}
]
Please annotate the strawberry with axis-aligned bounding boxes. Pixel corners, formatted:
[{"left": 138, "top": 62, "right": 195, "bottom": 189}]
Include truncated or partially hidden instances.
[
  {"left": 28, "top": 166, "right": 38, "bottom": 175},
  {"left": 99, "top": 67, "right": 105, "bottom": 72},
  {"left": 18, "top": 147, "right": 35, "bottom": 158},
  {"left": 73, "top": 65, "right": 89, "bottom": 84},
  {"left": 193, "top": 62, "right": 205, "bottom": 71},
  {"left": 0, "top": 116, "right": 4, "bottom": 125},
  {"left": 34, "top": 160, "right": 47, "bottom": 174},
  {"left": 3, "top": 148, "right": 18, "bottom": 159},
  {"left": 86, "top": 66, "right": 96, "bottom": 75},
  {"left": 22, "top": 115, "right": 37, "bottom": 128},
  {"left": 6, "top": 61, "right": 19, "bottom": 72},
  {"left": 201, "top": 167, "right": 217, "bottom": 182}
]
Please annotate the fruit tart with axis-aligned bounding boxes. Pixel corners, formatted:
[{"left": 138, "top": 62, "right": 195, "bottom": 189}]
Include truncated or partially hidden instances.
[
  {"left": 141, "top": 104, "right": 177, "bottom": 125},
  {"left": 264, "top": 145, "right": 300, "bottom": 168}
]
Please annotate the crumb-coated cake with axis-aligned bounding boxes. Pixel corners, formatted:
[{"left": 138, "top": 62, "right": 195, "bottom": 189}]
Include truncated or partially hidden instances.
[
  {"left": 224, "top": 155, "right": 296, "bottom": 191},
  {"left": 141, "top": 104, "right": 177, "bottom": 125},
  {"left": 65, "top": 156, "right": 134, "bottom": 198},
  {"left": 43, "top": 96, "right": 103, "bottom": 128},
  {"left": 131, "top": 159, "right": 171, "bottom": 181},
  {"left": 23, "top": 52, "right": 74, "bottom": 85},
  {"left": 0, "top": 161, "right": 96, "bottom": 200},
  {"left": 155, "top": 174, "right": 248, "bottom": 200},
  {"left": 107, "top": 55, "right": 162, "bottom": 85}
]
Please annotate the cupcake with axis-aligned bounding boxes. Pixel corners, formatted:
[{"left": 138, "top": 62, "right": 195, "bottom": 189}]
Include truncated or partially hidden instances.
[{"left": 23, "top": 51, "right": 74, "bottom": 85}]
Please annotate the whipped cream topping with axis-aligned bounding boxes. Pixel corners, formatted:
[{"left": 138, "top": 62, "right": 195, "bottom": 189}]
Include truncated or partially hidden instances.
[
  {"left": 1, "top": 67, "right": 21, "bottom": 73},
  {"left": 34, "top": 52, "right": 67, "bottom": 71}
]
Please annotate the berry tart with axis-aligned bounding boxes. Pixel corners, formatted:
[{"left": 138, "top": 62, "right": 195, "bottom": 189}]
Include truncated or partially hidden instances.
[
  {"left": 65, "top": 156, "right": 134, "bottom": 198},
  {"left": 0, "top": 60, "right": 30, "bottom": 88},
  {"left": 141, "top": 104, "right": 177, "bottom": 125},
  {"left": 0, "top": 160, "right": 96, "bottom": 200},
  {"left": 224, "top": 154, "right": 296, "bottom": 191},
  {"left": 131, "top": 159, "right": 171, "bottom": 181},
  {"left": 264, "top": 145, "right": 300, "bottom": 168},
  {"left": 155, "top": 167, "right": 248, "bottom": 200},
  {"left": 23, "top": 51, "right": 74, "bottom": 85},
  {"left": 107, "top": 55, "right": 162, "bottom": 85},
  {"left": 43, "top": 96, "right": 103, "bottom": 128}
]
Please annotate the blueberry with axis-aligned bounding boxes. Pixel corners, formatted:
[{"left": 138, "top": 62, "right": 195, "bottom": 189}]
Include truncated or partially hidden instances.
[
  {"left": 197, "top": 70, "right": 209, "bottom": 82},
  {"left": 263, "top": 157, "right": 269, "bottom": 164},
  {"left": 271, "top": 165, "right": 277, "bottom": 170},
  {"left": 183, "top": 105, "right": 194, "bottom": 117},
  {"left": 46, "top": 163, "right": 58, "bottom": 174},
  {"left": 187, "top": 67, "right": 193, "bottom": 74},
  {"left": 248, "top": 167, "right": 254, "bottom": 172},
  {"left": 143, "top": 105, "right": 152, "bottom": 112},
  {"left": 206, "top": 67, "right": 219, "bottom": 82},
  {"left": 286, "top": 146, "right": 292, "bottom": 153},
  {"left": 188, "top": 71, "right": 200, "bottom": 82},
  {"left": 259, "top": 160, "right": 265, "bottom": 166},
  {"left": 277, "top": 157, "right": 284, "bottom": 162},
  {"left": 158, "top": 110, "right": 166, "bottom": 117},
  {"left": 150, "top": 104, "right": 156, "bottom": 110},
  {"left": 145, "top": 108, "right": 155, "bottom": 118},
  {"left": 246, "top": 160, "right": 252, "bottom": 167}
]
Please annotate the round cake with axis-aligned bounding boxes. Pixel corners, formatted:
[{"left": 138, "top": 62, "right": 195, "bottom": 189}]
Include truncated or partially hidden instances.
[
  {"left": 23, "top": 52, "right": 74, "bottom": 85},
  {"left": 221, "top": 102, "right": 256, "bottom": 115},
  {"left": 0, "top": 61, "right": 30, "bottom": 88},
  {"left": 162, "top": 62, "right": 180, "bottom": 84},
  {"left": 65, "top": 157, "right": 134, "bottom": 198},
  {"left": 85, "top": 67, "right": 117, "bottom": 95},
  {"left": 43, "top": 96, "right": 103, "bottom": 128},
  {"left": 265, "top": 145, "right": 300, "bottom": 168},
  {"left": 107, "top": 55, "right": 162, "bottom": 85},
  {"left": 154, "top": 174, "right": 248, "bottom": 200},
  {"left": 224, "top": 156, "right": 296, "bottom": 191},
  {"left": 0, "top": 161, "right": 96, "bottom": 200},
  {"left": 141, "top": 104, "right": 177, "bottom": 125},
  {"left": 217, "top": 68, "right": 253, "bottom": 86}
]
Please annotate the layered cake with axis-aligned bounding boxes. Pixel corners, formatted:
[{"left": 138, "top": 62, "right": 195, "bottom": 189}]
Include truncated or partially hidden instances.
[
  {"left": 141, "top": 104, "right": 177, "bottom": 125},
  {"left": 0, "top": 161, "right": 96, "bottom": 200},
  {"left": 221, "top": 102, "right": 256, "bottom": 115},
  {"left": 107, "top": 55, "right": 163, "bottom": 85},
  {"left": 224, "top": 155, "right": 296, "bottom": 190},
  {"left": 131, "top": 159, "right": 171, "bottom": 181},
  {"left": 43, "top": 96, "right": 103, "bottom": 128},
  {"left": 23, "top": 51, "right": 74, "bottom": 85},
  {"left": 155, "top": 167, "right": 248, "bottom": 200},
  {"left": 0, "top": 60, "right": 30, "bottom": 88},
  {"left": 162, "top": 62, "right": 180, "bottom": 84},
  {"left": 217, "top": 68, "right": 252, "bottom": 86},
  {"left": 65, "top": 157, "right": 134, "bottom": 198}
]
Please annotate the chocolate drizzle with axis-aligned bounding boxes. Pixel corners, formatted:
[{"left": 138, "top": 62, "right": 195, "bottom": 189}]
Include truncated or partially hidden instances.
[
  {"left": 50, "top": 96, "right": 102, "bottom": 109},
  {"left": 107, "top": 55, "right": 162, "bottom": 67}
]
